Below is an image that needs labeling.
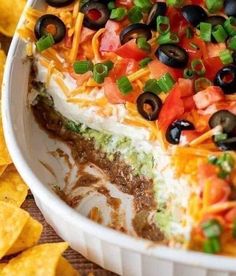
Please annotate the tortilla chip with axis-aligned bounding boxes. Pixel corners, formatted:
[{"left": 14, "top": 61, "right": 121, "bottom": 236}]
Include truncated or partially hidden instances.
[
  {"left": 0, "top": 165, "right": 28, "bottom": 206},
  {"left": 0, "top": 49, "right": 6, "bottom": 89},
  {"left": 1, "top": 242, "right": 68, "bottom": 276},
  {"left": 0, "top": 119, "right": 11, "bottom": 166},
  {"left": 56, "top": 257, "right": 79, "bottom": 276},
  {"left": 0, "top": 263, "right": 7, "bottom": 271},
  {"left": 0, "top": 165, "right": 7, "bottom": 177},
  {"left": 0, "top": 0, "right": 26, "bottom": 37},
  {"left": 6, "top": 216, "right": 43, "bottom": 255},
  {"left": 0, "top": 201, "right": 29, "bottom": 259}
]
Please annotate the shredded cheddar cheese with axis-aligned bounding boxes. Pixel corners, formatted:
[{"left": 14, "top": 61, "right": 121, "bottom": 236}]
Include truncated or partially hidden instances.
[
  {"left": 92, "top": 28, "right": 106, "bottom": 62},
  {"left": 128, "top": 68, "right": 150, "bottom": 82},
  {"left": 55, "top": 76, "right": 70, "bottom": 96}
]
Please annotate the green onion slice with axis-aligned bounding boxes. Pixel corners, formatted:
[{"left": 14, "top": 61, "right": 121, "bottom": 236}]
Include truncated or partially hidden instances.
[
  {"left": 191, "top": 59, "right": 206, "bottom": 76},
  {"left": 144, "top": 79, "right": 161, "bottom": 94},
  {"left": 139, "top": 57, "right": 152, "bottom": 68},
  {"left": 73, "top": 60, "right": 94, "bottom": 74},
  {"left": 194, "top": 77, "right": 212, "bottom": 92},
  {"left": 200, "top": 22, "right": 212, "bottom": 42},
  {"left": 206, "top": 0, "right": 223, "bottom": 13},
  {"left": 224, "top": 17, "right": 236, "bottom": 37},
  {"left": 108, "top": 1, "right": 116, "bottom": 10},
  {"left": 212, "top": 25, "right": 228, "bottom": 43},
  {"left": 203, "top": 237, "right": 221, "bottom": 254},
  {"left": 110, "top": 7, "right": 127, "bottom": 21},
  {"left": 133, "top": 0, "right": 152, "bottom": 12},
  {"left": 219, "top": 49, "right": 233, "bottom": 65},
  {"left": 156, "top": 16, "right": 170, "bottom": 35},
  {"left": 227, "top": 36, "right": 236, "bottom": 50},
  {"left": 117, "top": 76, "right": 133, "bottom": 94},
  {"left": 136, "top": 37, "right": 151, "bottom": 51},
  {"left": 128, "top": 6, "right": 143, "bottom": 23},
  {"left": 157, "top": 32, "right": 179, "bottom": 45},
  {"left": 202, "top": 219, "right": 222, "bottom": 238},
  {"left": 93, "top": 63, "right": 108, "bottom": 84},
  {"left": 183, "top": 68, "right": 194, "bottom": 79},
  {"left": 36, "top": 34, "right": 55, "bottom": 52},
  {"left": 103, "top": 60, "right": 114, "bottom": 71},
  {"left": 157, "top": 73, "right": 175, "bottom": 93},
  {"left": 166, "top": 0, "right": 184, "bottom": 8}
]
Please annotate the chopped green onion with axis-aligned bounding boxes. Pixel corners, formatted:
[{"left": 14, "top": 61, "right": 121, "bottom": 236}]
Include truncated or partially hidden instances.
[
  {"left": 219, "top": 49, "right": 233, "bottom": 65},
  {"left": 128, "top": 6, "right": 143, "bottom": 23},
  {"left": 110, "top": 7, "right": 127, "bottom": 21},
  {"left": 214, "top": 133, "right": 228, "bottom": 142},
  {"left": 136, "top": 37, "right": 151, "bottom": 51},
  {"left": 108, "top": 1, "right": 116, "bottom": 10},
  {"left": 206, "top": 0, "right": 223, "bottom": 13},
  {"left": 117, "top": 76, "right": 133, "bottom": 94},
  {"left": 185, "top": 27, "right": 193, "bottom": 39},
  {"left": 208, "top": 155, "right": 218, "bottom": 165},
  {"left": 216, "top": 153, "right": 235, "bottom": 174},
  {"left": 73, "top": 60, "right": 94, "bottom": 74},
  {"left": 203, "top": 237, "right": 221, "bottom": 254},
  {"left": 189, "top": 42, "right": 199, "bottom": 50},
  {"left": 227, "top": 36, "right": 236, "bottom": 50},
  {"left": 103, "top": 60, "right": 114, "bottom": 71},
  {"left": 133, "top": 0, "right": 152, "bottom": 12},
  {"left": 212, "top": 25, "right": 228, "bottom": 43},
  {"left": 183, "top": 68, "right": 194, "bottom": 79},
  {"left": 157, "top": 32, "right": 179, "bottom": 45},
  {"left": 36, "top": 34, "right": 55, "bottom": 52},
  {"left": 93, "top": 63, "right": 108, "bottom": 83},
  {"left": 166, "top": 0, "right": 184, "bottom": 8},
  {"left": 200, "top": 22, "right": 212, "bottom": 42},
  {"left": 156, "top": 16, "right": 170, "bottom": 35},
  {"left": 233, "top": 220, "right": 236, "bottom": 239},
  {"left": 139, "top": 57, "right": 152, "bottom": 68},
  {"left": 224, "top": 17, "right": 236, "bottom": 37},
  {"left": 157, "top": 73, "right": 175, "bottom": 93},
  {"left": 202, "top": 219, "right": 222, "bottom": 238},
  {"left": 144, "top": 79, "right": 161, "bottom": 94},
  {"left": 194, "top": 77, "right": 212, "bottom": 92},
  {"left": 191, "top": 59, "right": 206, "bottom": 76}
]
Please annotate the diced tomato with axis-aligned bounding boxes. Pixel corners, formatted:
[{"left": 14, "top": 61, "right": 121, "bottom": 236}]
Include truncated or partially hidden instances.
[
  {"left": 193, "top": 86, "right": 225, "bottom": 110},
  {"left": 178, "top": 78, "right": 193, "bottom": 97},
  {"left": 207, "top": 176, "right": 231, "bottom": 205},
  {"left": 148, "top": 60, "right": 182, "bottom": 81},
  {"left": 191, "top": 0, "right": 204, "bottom": 4},
  {"left": 225, "top": 207, "right": 236, "bottom": 223},
  {"left": 204, "top": 56, "right": 223, "bottom": 81},
  {"left": 80, "top": 27, "right": 96, "bottom": 44},
  {"left": 100, "top": 20, "right": 121, "bottom": 52},
  {"left": 198, "top": 163, "right": 218, "bottom": 181},
  {"left": 167, "top": 7, "right": 187, "bottom": 36},
  {"left": 115, "top": 39, "right": 148, "bottom": 61},
  {"left": 179, "top": 130, "right": 200, "bottom": 145},
  {"left": 180, "top": 36, "right": 208, "bottom": 61},
  {"left": 104, "top": 77, "right": 140, "bottom": 104},
  {"left": 116, "top": 0, "right": 133, "bottom": 8},
  {"left": 198, "top": 101, "right": 236, "bottom": 116},
  {"left": 109, "top": 59, "right": 139, "bottom": 80},
  {"left": 183, "top": 95, "right": 196, "bottom": 111},
  {"left": 206, "top": 43, "right": 226, "bottom": 58},
  {"left": 158, "top": 83, "right": 185, "bottom": 130},
  {"left": 64, "top": 33, "right": 73, "bottom": 48}
]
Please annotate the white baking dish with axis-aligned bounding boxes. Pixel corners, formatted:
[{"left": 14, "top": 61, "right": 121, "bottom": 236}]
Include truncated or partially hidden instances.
[{"left": 2, "top": 0, "right": 236, "bottom": 275}]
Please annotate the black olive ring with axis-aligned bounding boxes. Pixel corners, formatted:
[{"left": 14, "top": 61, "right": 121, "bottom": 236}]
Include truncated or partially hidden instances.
[
  {"left": 214, "top": 65, "right": 236, "bottom": 94},
  {"left": 146, "top": 2, "right": 167, "bottom": 30},
  {"left": 209, "top": 110, "right": 236, "bottom": 134},
  {"left": 34, "top": 14, "right": 66, "bottom": 44},
  {"left": 46, "top": 0, "right": 75, "bottom": 7},
  {"left": 136, "top": 92, "right": 163, "bottom": 121}
]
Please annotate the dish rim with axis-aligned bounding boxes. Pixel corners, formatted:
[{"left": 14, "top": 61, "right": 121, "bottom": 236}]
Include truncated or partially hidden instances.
[{"left": 2, "top": 0, "right": 236, "bottom": 271}]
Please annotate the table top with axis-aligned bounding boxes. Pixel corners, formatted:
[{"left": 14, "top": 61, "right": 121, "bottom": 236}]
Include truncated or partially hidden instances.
[{"left": 22, "top": 192, "right": 117, "bottom": 276}]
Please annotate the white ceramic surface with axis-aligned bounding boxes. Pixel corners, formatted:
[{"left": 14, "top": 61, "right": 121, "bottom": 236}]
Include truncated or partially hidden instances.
[{"left": 2, "top": 0, "right": 236, "bottom": 275}]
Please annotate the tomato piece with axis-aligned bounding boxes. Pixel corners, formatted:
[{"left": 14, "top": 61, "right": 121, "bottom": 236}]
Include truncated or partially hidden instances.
[
  {"left": 198, "top": 163, "right": 218, "bottom": 181},
  {"left": 225, "top": 207, "right": 236, "bottom": 223},
  {"left": 80, "top": 27, "right": 96, "bottom": 44},
  {"left": 116, "top": 0, "right": 133, "bottom": 8},
  {"left": 115, "top": 39, "right": 148, "bottom": 61},
  {"left": 167, "top": 7, "right": 186, "bottom": 36},
  {"left": 64, "top": 32, "right": 73, "bottom": 48},
  {"left": 193, "top": 86, "right": 225, "bottom": 110},
  {"left": 100, "top": 20, "right": 121, "bottom": 52},
  {"left": 158, "top": 83, "right": 185, "bottom": 130},
  {"left": 183, "top": 95, "right": 196, "bottom": 111},
  {"left": 204, "top": 56, "right": 223, "bottom": 81},
  {"left": 198, "top": 101, "right": 236, "bottom": 116},
  {"left": 180, "top": 36, "right": 208, "bottom": 61},
  {"left": 109, "top": 59, "right": 139, "bottom": 80},
  {"left": 148, "top": 60, "right": 182, "bottom": 81},
  {"left": 206, "top": 43, "right": 226, "bottom": 59},
  {"left": 104, "top": 77, "right": 140, "bottom": 104},
  {"left": 207, "top": 176, "right": 231, "bottom": 205},
  {"left": 179, "top": 130, "right": 200, "bottom": 145},
  {"left": 178, "top": 78, "right": 193, "bottom": 97}
]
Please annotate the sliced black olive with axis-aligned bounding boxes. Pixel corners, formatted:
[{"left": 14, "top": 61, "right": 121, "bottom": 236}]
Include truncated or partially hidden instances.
[
  {"left": 146, "top": 2, "right": 167, "bottom": 30},
  {"left": 155, "top": 44, "right": 188, "bottom": 68},
  {"left": 214, "top": 65, "right": 236, "bottom": 94},
  {"left": 34, "top": 14, "right": 66, "bottom": 44},
  {"left": 182, "top": 5, "right": 207, "bottom": 27},
  {"left": 81, "top": 1, "right": 110, "bottom": 30},
  {"left": 136, "top": 92, "right": 162, "bottom": 121},
  {"left": 45, "top": 0, "right": 74, "bottom": 7},
  {"left": 120, "top": 23, "right": 152, "bottom": 45},
  {"left": 232, "top": 51, "right": 236, "bottom": 64},
  {"left": 205, "top": 16, "right": 227, "bottom": 43},
  {"left": 216, "top": 137, "right": 236, "bottom": 151},
  {"left": 224, "top": 0, "right": 236, "bottom": 17},
  {"left": 166, "top": 120, "right": 195, "bottom": 145},
  {"left": 209, "top": 110, "right": 236, "bottom": 134}
]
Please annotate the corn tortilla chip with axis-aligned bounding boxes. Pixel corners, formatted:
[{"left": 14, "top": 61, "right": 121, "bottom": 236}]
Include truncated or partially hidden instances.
[
  {"left": 0, "top": 165, "right": 28, "bottom": 206},
  {"left": 6, "top": 216, "right": 43, "bottom": 256},
  {"left": 1, "top": 242, "right": 68, "bottom": 276},
  {"left": 0, "top": 201, "right": 29, "bottom": 259},
  {"left": 0, "top": 165, "right": 7, "bottom": 177},
  {"left": 0, "top": 263, "right": 7, "bottom": 271},
  {"left": 0, "top": 118, "right": 11, "bottom": 166},
  {"left": 0, "top": 49, "right": 6, "bottom": 90},
  {"left": 0, "top": 0, "right": 26, "bottom": 37},
  {"left": 56, "top": 257, "right": 79, "bottom": 276}
]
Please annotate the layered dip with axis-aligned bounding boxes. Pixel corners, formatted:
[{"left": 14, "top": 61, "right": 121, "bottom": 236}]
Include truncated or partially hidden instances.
[{"left": 19, "top": 0, "right": 236, "bottom": 254}]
